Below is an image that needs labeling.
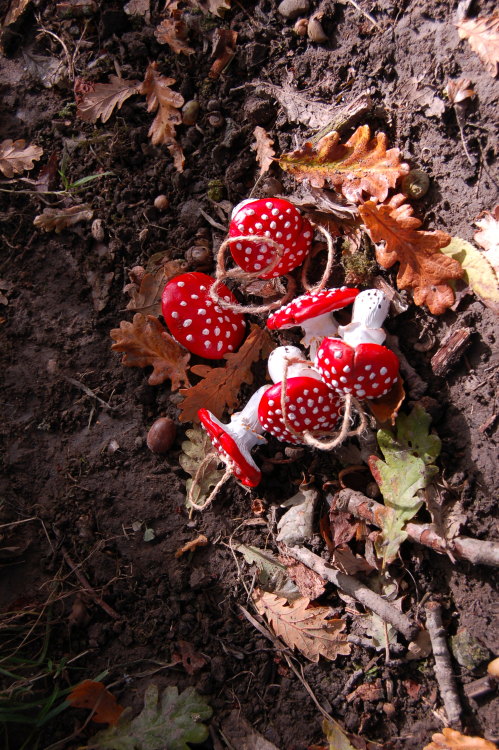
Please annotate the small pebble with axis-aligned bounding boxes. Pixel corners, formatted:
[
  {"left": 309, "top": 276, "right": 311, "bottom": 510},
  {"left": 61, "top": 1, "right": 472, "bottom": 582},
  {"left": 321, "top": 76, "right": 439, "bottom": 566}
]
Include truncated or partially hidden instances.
[
  {"left": 278, "top": 0, "right": 310, "bottom": 20},
  {"left": 154, "top": 194, "right": 169, "bottom": 211},
  {"left": 147, "top": 417, "right": 176, "bottom": 454},
  {"left": 91, "top": 218, "right": 105, "bottom": 241}
]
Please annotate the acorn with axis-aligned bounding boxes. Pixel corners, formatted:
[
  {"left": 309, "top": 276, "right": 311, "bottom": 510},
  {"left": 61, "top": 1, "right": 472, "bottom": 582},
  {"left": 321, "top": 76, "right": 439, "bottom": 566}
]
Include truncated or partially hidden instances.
[
  {"left": 182, "top": 100, "right": 199, "bottom": 126},
  {"left": 401, "top": 169, "right": 430, "bottom": 199},
  {"left": 147, "top": 417, "right": 176, "bottom": 454}
]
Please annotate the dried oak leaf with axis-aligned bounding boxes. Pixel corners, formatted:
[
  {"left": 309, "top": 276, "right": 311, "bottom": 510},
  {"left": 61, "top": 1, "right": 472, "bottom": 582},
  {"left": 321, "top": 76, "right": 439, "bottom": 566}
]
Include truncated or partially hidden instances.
[
  {"left": 110, "top": 313, "right": 190, "bottom": 389},
  {"left": 126, "top": 258, "right": 187, "bottom": 315},
  {"left": 253, "top": 126, "right": 275, "bottom": 175},
  {"left": 423, "top": 728, "right": 497, "bottom": 750},
  {"left": 68, "top": 680, "right": 124, "bottom": 725},
  {"left": 367, "top": 375, "right": 406, "bottom": 426},
  {"left": 76, "top": 75, "right": 141, "bottom": 123},
  {"left": 359, "top": 194, "right": 462, "bottom": 314},
  {"left": 456, "top": 13, "right": 499, "bottom": 77},
  {"left": 279, "top": 125, "right": 409, "bottom": 204},
  {"left": 0, "top": 138, "right": 43, "bottom": 178},
  {"left": 440, "top": 235, "right": 499, "bottom": 313},
  {"left": 209, "top": 28, "right": 237, "bottom": 79},
  {"left": 179, "top": 425, "right": 225, "bottom": 509},
  {"left": 189, "top": 0, "right": 231, "bottom": 16},
  {"left": 154, "top": 17, "right": 194, "bottom": 56},
  {"left": 140, "top": 62, "right": 184, "bottom": 171},
  {"left": 178, "top": 323, "right": 274, "bottom": 423},
  {"left": 33, "top": 204, "right": 93, "bottom": 233},
  {"left": 253, "top": 589, "right": 351, "bottom": 662}
]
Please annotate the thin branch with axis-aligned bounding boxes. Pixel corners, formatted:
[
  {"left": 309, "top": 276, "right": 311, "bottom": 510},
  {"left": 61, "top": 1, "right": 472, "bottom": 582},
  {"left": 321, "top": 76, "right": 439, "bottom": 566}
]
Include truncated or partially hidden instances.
[
  {"left": 425, "top": 601, "right": 462, "bottom": 727},
  {"left": 61, "top": 548, "right": 120, "bottom": 620}
]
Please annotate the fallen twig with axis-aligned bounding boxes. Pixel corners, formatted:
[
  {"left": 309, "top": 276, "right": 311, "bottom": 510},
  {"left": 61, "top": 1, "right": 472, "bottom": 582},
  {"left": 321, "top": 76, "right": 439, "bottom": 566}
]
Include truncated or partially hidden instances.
[
  {"left": 333, "top": 488, "right": 499, "bottom": 567},
  {"left": 425, "top": 601, "right": 462, "bottom": 727},
  {"left": 285, "top": 545, "right": 418, "bottom": 641},
  {"left": 61, "top": 548, "right": 120, "bottom": 621}
]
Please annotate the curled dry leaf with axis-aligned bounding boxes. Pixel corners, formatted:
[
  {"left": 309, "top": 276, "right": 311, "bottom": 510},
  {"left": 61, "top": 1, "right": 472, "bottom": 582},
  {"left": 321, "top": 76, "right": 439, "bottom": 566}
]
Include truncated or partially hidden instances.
[
  {"left": 140, "top": 62, "right": 184, "bottom": 171},
  {"left": 178, "top": 323, "right": 274, "bottom": 423},
  {"left": 33, "top": 204, "right": 93, "bottom": 233},
  {"left": 175, "top": 534, "right": 208, "bottom": 558},
  {"left": 175, "top": 640, "right": 207, "bottom": 675},
  {"left": 445, "top": 78, "right": 475, "bottom": 105},
  {"left": 279, "top": 125, "right": 409, "bottom": 204},
  {"left": 423, "top": 728, "right": 497, "bottom": 750},
  {"left": 0, "top": 138, "right": 43, "bottom": 178},
  {"left": 209, "top": 28, "right": 237, "bottom": 80},
  {"left": 76, "top": 75, "right": 141, "bottom": 123},
  {"left": 253, "top": 126, "right": 275, "bottom": 176},
  {"left": 359, "top": 195, "right": 462, "bottom": 314},
  {"left": 179, "top": 425, "right": 226, "bottom": 510},
  {"left": 252, "top": 589, "right": 351, "bottom": 662},
  {"left": 440, "top": 233, "right": 499, "bottom": 313},
  {"left": 456, "top": 12, "right": 499, "bottom": 77},
  {"left": 126, "top": 258, "right": 187, "bottom": 315},
  {"left": 367, "top": 375, "right": 406, "bottom": 426},
  {"left": 154, "top": 17, "right": 194, "bottom": 56},
  {"left": 67, "top": 680, "right": 124, "bottom": 725},
  {"left": 191, "top": 0, "right": 231, "bottom": 16},
  {"left": 110, "top": 313, "right": 190, "bottom": 389}
]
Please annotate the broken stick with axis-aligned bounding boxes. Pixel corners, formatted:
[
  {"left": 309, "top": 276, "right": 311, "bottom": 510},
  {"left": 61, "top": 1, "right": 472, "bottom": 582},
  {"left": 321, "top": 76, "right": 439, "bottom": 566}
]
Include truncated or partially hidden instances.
[
  {"left": 286, "top": 545, "right": 418, "bottom": 641},
  {"left": 333, "top": 489, "right": 499, "bottom": 568},
  {"left": 425, "top": 601, "right": 462, "bottom": 727}
]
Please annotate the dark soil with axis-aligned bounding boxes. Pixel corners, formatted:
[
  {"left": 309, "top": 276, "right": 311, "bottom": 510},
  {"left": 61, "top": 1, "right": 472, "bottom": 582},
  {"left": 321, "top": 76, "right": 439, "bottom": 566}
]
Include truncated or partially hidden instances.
[{"left": 1, "top": 1, "right": 498, "bottom": 749}]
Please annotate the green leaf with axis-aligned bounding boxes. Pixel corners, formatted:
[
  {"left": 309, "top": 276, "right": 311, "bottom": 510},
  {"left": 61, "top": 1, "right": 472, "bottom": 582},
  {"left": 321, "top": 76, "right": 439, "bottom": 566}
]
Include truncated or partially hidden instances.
[
  {"left": 89, "top": 684, "right": 212, "bottom": 750},
  {"left": 440, "top": 236, "right": 499, "bottom": 311},
  {"left": 179, "top": 425, "right": 225, "bottom": 510},
  {"left": 233, "top": 543, "right": 301, "bottom": 600},
  {"left": 369, "top": 405, "right": 440, "bottom": 566}
]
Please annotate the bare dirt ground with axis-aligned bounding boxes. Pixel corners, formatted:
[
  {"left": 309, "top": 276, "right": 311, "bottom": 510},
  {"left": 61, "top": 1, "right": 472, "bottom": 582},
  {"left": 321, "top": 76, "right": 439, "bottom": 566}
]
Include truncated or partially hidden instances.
[{"left": 0, "top": 1, "right": 498, "bottom": 749}]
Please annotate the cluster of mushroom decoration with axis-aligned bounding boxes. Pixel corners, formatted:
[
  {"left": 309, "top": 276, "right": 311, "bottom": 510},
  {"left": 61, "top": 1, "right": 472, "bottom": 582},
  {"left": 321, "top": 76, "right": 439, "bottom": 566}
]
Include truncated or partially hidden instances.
[{"left": 160, "top": 197, "right": 401, "bottom": 492}]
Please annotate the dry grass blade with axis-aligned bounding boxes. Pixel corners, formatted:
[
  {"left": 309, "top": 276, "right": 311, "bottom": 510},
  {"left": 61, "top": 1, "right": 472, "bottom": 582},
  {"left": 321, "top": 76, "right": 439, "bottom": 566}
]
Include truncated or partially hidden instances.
[
  {"left": 0, "top": 139, "right": 43, "bottom": 178},
  {"left": 456, "top": 12, "right": 499, "bottom": 77},
  {"left": 140, "top": 62, "right": 184, "bottom": 171},
  {"left": 252, "top": 589, "right": 351, "bottom": 662},
  {"left": 359, "top": 194, "right": 462, "bottom": 314},
  {"left": 110, "top": 313, "right": 190, "bottom": 389},
  {"left": 33, "top": 204, "right": 93, "bottom": 233},
  {"left": 252, "top": 126, "right": 275, "bottom": 175},
  {"left": 279, "top": 125, "right": 409, "bottom": 203},
  {"left": 76, "top": 75, "right": 141, "bottom": 123}
]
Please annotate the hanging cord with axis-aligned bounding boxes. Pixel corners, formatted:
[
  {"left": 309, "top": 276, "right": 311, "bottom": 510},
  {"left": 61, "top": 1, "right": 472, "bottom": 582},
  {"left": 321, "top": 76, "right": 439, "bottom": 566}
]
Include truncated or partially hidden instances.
[
  {"left": 186, "top": 451, "right": 235, "bottom": 511},
  {"left": 300, "top": 222, "right": 336, "bottom": 293},
  {"left": 279, "top": 355, "right": 368, "bottom": 450}
]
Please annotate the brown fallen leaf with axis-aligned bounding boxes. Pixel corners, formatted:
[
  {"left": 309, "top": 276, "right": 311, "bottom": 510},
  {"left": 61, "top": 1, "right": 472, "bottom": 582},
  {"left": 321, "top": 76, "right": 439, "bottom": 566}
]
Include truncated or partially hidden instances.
[
  {"left": 445, "top": 78, "right": 475, "bottom": 105},
  {"left": 456, "top": 12, "right": 499, "bottom": 77},
  {"left": 279, "top": 125, "right": 409, "bottom": 204},
  {"left": 33, "top": 204, "right": 93, "bottom": 233},
  {"left": 278, "top": 553, "right": 327, "bottom": 600},
  {"left": 86, "top": 270, "right": 114, "bottom": 312},
  {"left": 190, "top": 0, "right": 231, "bottom": 16},
  {"left": 140, "top": 62, "right": 184, "bottom": 171},
  {"left": 67, "top": 680, "right": 124, "bottom": 725},
  {"left": 0, "top": 138, "right": 43, "bottom": 178},
  {"left": 154, "top": 16, "right": 194, "bottom": 56},
  {"left": 175, "top": 534, "right": 208, "bottom": 558},
  {"left": 253, "top": 126, "right": 275, "bottom": 175},
  {"left": 209, "top": 28, "right": 237, "bottom": 79},
  {"left": 110, "top": 313, "right": 190, "bottom": 389},
  {"left": 126, "top": 258, "right": 187, "bottom": 315},
  {"left": 423, "top": 728, "right": 497, "bottom": 750},
  {"left": 175, "top": 640, "right": 207, "bottom": 674},
  {"left": 359, "top": 194, "right": 462, "bottom": 314},
  {"left": 178, "top": 323, "right": 274, "bottom": 423},
  {"left": 253, "top": 589, "right": 351, "bottom": 662},
  {"left": 367, "top": 375, "right": 406, "bottom": 426},
  {"left": 76, "top": 75, "right": 141, "bottom": 123},
  {"left": 346, "top": 678, "right": 384, "bottom": 703}
]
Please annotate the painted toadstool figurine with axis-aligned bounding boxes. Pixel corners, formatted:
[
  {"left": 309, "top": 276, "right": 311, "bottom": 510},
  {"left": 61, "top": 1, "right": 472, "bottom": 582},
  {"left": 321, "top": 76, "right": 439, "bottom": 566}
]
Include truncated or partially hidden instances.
[
  {"left": 161, "top": 272, "right": 245, "bottom": 359},
  {"left": 228, "top": 197, "right": 314, "bottom": 279},
  {"left": 315, "top": 289, "right": 399, "bottom": 400},
  {"left": 258, "top": 345, "right": 341, "bottom": 445},
  {"left": 198, "top": 386, "right": 269, "bottom": 488},
  {"left": 267, "top": 286, "right": 360, "bottom": 358}
]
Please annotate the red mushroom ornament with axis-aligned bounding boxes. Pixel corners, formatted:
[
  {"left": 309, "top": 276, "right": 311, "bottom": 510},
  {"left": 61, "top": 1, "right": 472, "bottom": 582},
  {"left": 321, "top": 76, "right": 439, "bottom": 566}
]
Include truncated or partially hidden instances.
[
  {"left": 267, "top": 286, "right": 360, "bottom": 358},
  {"left": 258, "top": 346, "right": 341, "bottom": 445},
  {"left": 161, "top": 272, "right": 245, "bottom": 359},
  {"left": 228, "top": 198, "right": 314, "bottom": 279},
  {"left": 315, "top": 289, "right": 399, "bottom": 400},
  {"left": 198, "top": 386, "right": 269, "bottom": 488}
]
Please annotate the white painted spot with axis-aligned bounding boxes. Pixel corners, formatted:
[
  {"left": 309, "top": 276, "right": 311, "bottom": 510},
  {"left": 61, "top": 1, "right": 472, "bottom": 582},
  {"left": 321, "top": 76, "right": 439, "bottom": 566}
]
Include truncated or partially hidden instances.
[{"left": 177, "top": 281, "right": 185, "bottom": 287}]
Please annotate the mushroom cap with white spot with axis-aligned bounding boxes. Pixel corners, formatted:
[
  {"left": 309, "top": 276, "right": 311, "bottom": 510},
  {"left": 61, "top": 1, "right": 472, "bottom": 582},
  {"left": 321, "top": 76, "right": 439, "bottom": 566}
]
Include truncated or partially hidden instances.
[
  {"left": 161, "top": 272, "right": 245, "bottom": 359},
  {"left": 316, "top": 339, "right": 399, "bottom": 401},
  {"left": 267, "top": 287, "right": 360, "bottom": 330}
]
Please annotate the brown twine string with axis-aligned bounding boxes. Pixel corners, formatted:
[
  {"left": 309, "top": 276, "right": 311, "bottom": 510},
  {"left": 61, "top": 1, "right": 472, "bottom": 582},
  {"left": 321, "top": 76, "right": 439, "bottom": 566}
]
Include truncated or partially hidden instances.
[
  {"left": 187, "top": 451, "right": 235, "bottom": 511},
  {"left": 300, "top": 222, "right": 336, "bottom": 293},
  {"left": 279, "top": 355, "right": 368, "bottom": 450}
]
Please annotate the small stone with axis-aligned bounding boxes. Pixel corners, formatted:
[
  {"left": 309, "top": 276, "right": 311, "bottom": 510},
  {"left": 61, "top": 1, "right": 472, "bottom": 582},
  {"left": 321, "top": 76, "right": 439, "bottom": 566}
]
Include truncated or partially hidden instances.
[
  {"left": 294, "top": 18, "right": 308, "bottom": 36},
  {"left": 278, "top": 0, "right": 310, "bottom": 20},
  {"left": 91, "top": 218, "right": 105, "bottom": 241},
  {"left": 108, "top": 439, "right": 120, "bottom": 453},
  {"left": 147, "top": 417, "right": 176, "bottom": 454},
  {"left": 154, "top": 194, "right": 169, "bottom": 211}
]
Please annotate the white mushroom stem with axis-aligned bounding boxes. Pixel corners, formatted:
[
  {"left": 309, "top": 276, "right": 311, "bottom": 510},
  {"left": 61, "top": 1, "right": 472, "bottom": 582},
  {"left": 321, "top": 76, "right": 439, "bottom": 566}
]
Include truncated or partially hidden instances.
[
  {"left": 300, "top": 312, "right": 339, "bottom": 359},
  {"left": 268, "top": 345, "right": 321, "bottom": 384},
  {"left": 338, "top": 289, "right": 390, "bottom": 348},
  {"left": 212, "top": 385, "right": 269, "bottom": 448}
]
